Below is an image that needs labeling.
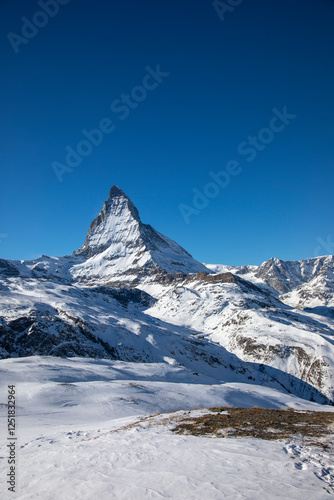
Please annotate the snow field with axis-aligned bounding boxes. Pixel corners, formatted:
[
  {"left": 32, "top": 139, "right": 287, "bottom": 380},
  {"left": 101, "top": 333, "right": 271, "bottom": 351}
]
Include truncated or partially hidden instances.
[{"left": 1, "top": 357, "right": 334, "bottom": 499}]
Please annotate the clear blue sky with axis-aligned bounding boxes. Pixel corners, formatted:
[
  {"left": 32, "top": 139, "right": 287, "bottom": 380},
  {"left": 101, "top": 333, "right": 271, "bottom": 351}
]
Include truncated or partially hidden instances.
[{"left": 1, "top": 0, "right": 333, "bottom": 266}]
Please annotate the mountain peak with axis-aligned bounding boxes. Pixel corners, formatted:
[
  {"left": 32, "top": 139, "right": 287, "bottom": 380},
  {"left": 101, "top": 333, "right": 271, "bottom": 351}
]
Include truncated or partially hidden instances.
[
  {"left": 74, "top": 186, "right": 140, "bottom": 258},
  {"left": 72, "top": 186, "right": 209, "bottom": 283},
  {"left": 108, "top": 185, "right": 127, "bottom": 199},
  {"left": 106, "top": 185, "right": 140, "bottom": 221}
]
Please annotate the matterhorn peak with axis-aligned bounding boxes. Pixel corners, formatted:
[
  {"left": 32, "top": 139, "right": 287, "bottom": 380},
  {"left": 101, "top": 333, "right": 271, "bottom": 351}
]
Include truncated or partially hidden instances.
[
  {"left": 106, "top": 184, "right": 140, "bottom": 221},
  {"left": 71, "top": 186, "right": 209, "bottom": 284},
  {"left": 108, "top": 185, "right": 127, "bottom": 198},
  {"left": 74, "top": 186, "right": 141, "bottom": 258}
]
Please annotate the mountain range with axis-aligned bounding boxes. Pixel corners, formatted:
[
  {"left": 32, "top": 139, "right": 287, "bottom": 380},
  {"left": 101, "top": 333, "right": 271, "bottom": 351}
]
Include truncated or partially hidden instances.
[{"left": 1, "top": 186, "right": 334, "bottom": 405}]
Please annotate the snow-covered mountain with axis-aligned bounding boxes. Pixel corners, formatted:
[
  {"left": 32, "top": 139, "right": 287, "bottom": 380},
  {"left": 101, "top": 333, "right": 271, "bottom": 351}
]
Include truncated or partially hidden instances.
[
  {"left": 145, "top": 273, "right": 334, "bottom": 403},
  {"left": 72, "top": 185, "right": 209, "bottom": 285},
  {"left": 206, "top": 256, "right": 334, "bottom": 315},
  {"left": 0, "top": 186, "right": 334, "bottom": 405}
]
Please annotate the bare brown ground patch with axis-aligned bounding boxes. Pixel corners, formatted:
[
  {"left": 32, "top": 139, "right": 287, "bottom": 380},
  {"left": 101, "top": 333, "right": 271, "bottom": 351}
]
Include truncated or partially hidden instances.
[{"left": 171, "top": 407, "right": 334, "bottom": 441}]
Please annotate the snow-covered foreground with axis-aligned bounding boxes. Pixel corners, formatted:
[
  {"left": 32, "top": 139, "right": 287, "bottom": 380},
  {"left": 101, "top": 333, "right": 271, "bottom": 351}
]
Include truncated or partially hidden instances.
[{"left": 1, "top": 357, "right": 334, "bottom": 499}]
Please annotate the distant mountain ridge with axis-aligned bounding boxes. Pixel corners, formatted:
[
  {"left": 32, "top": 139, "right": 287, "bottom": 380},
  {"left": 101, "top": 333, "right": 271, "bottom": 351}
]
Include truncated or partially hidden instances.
[{"left": 206, "top": 255, "right": 334, "bottom": 314}]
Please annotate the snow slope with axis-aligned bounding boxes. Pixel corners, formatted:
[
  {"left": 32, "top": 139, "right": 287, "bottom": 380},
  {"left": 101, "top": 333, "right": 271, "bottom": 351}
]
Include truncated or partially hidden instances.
[
  {"left": 1, "top": 357, "right": 334, "bottom": 499},
  {"left": 144, "top": 275, "right": 334, "bottom": 403},
  {"left": 0, "top": 275, "right": 331, "bottom": 404}
]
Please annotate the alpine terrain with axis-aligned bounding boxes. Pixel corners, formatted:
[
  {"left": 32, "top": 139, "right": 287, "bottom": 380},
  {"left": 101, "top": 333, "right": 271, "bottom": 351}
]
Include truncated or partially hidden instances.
[{"left": 1, "top": 185, "right": 334, "bottom": 499}]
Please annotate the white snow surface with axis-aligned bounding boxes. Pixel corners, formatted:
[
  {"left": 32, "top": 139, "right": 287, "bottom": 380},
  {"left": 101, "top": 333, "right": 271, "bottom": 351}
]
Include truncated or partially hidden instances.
[{"left": 1, "top": 356, "right": 334, "bottom": 499}]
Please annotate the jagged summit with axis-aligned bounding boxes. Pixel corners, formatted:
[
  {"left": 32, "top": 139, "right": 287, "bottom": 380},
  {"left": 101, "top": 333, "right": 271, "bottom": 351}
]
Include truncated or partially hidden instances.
[
  {"left": 108, "top": 184, "right": 127, "bottom": 198},
  {"left": 74, "top": 185, "right": 140, "bottom": 258},
  {"left": 108, "top": 185, "right": 139, "bottom": 217},
  {"left": 71, "top": 186, "right": 209, "bottom": 284}
]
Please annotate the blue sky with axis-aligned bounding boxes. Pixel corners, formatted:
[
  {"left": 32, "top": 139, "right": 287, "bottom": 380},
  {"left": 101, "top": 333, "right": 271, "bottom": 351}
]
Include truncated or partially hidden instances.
[{"left": 0, "top": 0, "right": 333, "bottom": 266}]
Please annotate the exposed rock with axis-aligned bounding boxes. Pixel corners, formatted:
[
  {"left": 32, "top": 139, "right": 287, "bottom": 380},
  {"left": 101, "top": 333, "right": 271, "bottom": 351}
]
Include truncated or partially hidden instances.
[{"left": 0, "top": 259, "right": 20, "bottom": 278}]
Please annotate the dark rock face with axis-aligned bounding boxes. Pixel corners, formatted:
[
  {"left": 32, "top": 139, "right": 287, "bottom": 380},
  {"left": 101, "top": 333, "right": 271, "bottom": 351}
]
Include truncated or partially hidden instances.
[
  {"left": 151, "top": 271, "right": 237, "bottom": 287},
  {"left": 0, "top": 311, "right": 118, "bottom": 359},
  {"left": 140, "top": 223, "right": 192, "bottom": 257},
  {"left": 152, "top": 271, "right": 187, "bottom": 286},
  {"left": 187, "top": 272, "right": 237, "bottom": 284},
  {"left": 0, "top": 259, "right": 20, "bottom": 278},
  {"left": 90, "top": 287, "right": 156, "bottom": 308}
]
